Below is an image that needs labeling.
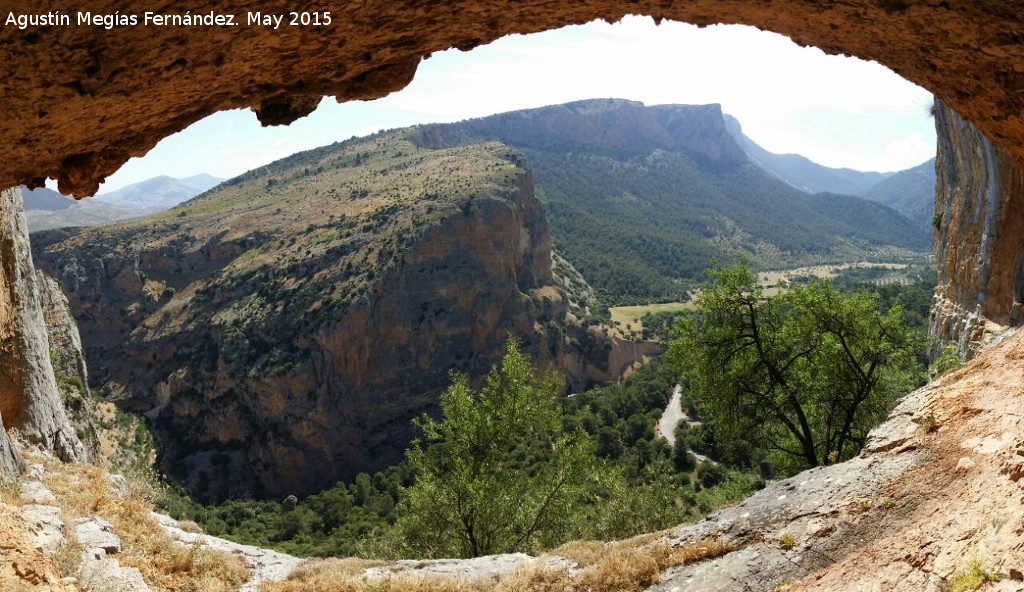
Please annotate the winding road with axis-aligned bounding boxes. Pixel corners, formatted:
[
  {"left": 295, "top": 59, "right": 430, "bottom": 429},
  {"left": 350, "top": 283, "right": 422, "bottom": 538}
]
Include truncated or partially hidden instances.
[
  {"left": 657, "top": 384, "right": 687, "bottom": 446},
  {"left": 656, "top": 384, "right": 714, "bottom": 464}
]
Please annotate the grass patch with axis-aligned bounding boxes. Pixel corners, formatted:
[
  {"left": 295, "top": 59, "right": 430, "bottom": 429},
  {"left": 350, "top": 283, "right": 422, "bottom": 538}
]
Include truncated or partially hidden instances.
[
  {"left": 0, "top": 479, "right": 22, "bottom": 506},
  {"left": 778, "top": 533, "right": 796, "bottom": 550},
  {"left": 943, "top": 559, "right": 1001, "bottom": 592},
  {"left": 609, "top": 302, "right": 694, "bottom": 331}
]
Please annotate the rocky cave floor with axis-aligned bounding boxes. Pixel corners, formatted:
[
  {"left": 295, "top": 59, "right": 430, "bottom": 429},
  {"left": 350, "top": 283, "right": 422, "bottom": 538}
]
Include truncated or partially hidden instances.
[{"left": 4, "top": 327, "right": 1024, "bottom": 592}]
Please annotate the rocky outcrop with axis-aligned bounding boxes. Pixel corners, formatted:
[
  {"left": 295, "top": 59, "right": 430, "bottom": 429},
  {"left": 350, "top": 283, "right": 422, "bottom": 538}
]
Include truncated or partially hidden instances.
[
  {"left": 152, "top": 513, "right": 301, "bottom": 592},
  {"left": 0, "top": 415, "right": 19, "bottom": 482},
  {"left": 0, "top": 187, "right": 86, "bottom": 464},
  {"left": 36, "top": 270, "right": 100, "bottom": 459},
  {"left": 36, "top": 271, "right": 90, "bottom": 392},
  {"left": 1, "top": 1, "right": 1024, "bottom": 198},
  {"left": 34, "top": 137, "right": 632, "bottom": 500},
  {"left": 930, "top": 100, "right": 1024, "bottom": 359}
]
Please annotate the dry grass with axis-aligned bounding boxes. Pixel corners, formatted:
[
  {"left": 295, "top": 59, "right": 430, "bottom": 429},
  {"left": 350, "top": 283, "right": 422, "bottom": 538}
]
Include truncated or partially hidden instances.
[
  {"left": 0, "top": 479, "right": 23, "bottom": 506},
  {"left": 52, "top": 534, "right": 83, "bottom": 579},
  {"left": 261, "top": 537, "right": 736, "bottom": 592},
  {"left": 41, "top": 459, "right": 249, "bottom": 592}
]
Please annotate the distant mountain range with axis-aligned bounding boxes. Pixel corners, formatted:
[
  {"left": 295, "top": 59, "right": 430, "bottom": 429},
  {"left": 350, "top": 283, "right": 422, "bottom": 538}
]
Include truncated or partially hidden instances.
[
  {"left": 723, "top": 115, "right": 893, "bottom": 195},
  {"left": 412, "top": 98, "right": 932, "bottom": 301},
  {"left": 857, "top": 159, "right": 936, "bottom": 230},
  {"left": 723, "top": 115, "right": 936, "bottom": 231},
  {"left": 22, "top": 174, "right": 223, "bottom": 232},
  {"left": 94, "top": 174, "right": 223, "bottom": 210}
]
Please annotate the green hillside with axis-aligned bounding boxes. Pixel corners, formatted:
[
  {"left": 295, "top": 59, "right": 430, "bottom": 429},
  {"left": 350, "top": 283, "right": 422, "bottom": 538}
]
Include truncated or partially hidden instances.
[{"left": 859, "top": 159, "right": 937, "bottom": 231}]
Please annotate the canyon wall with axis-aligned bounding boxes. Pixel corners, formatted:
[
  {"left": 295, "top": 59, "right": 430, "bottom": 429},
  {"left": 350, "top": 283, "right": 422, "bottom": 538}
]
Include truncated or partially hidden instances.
[
  {"left": 0, "top": 188, "right": 87, "bottom": 465},
  {"left": 35, "top": 153, "right": 626, "bottom": 500},
  {"left": 930, "top": 100, "right": 1024, "bottom": 359}
]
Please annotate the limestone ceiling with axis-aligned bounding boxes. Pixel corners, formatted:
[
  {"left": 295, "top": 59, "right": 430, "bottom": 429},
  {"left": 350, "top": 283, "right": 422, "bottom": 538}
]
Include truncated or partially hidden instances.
[{"left": 1, "top": 1, "right": 1021, "bottom": 196}]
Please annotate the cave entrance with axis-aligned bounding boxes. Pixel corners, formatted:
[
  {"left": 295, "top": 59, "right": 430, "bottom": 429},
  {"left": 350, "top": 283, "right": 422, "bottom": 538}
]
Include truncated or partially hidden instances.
[{"left": 27, "top": 17, "right": 942, "bottom": 502}]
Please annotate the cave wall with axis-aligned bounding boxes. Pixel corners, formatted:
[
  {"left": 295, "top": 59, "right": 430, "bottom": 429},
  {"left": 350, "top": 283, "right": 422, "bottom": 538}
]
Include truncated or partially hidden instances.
[
  {"left": 931, "top": 100, "right": 1024, "bottom": 358},
  {"left": 0, "top": 1, "right": 1023, "bottom": 199}
]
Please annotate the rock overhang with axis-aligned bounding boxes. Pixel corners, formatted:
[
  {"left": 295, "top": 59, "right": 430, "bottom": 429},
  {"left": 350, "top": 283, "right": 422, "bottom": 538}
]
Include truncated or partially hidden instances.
[{"left": 0, "top": 1, "right": 1023, "bottom": 197}]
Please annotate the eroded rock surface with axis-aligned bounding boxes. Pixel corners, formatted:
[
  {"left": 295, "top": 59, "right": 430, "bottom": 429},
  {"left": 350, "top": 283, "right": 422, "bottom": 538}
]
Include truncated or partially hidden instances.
[
  {"left": 0, "top": 187, "right": 86, "bottom": 464},
  {"left": 152, "top": 513, "right": 300, "bottom": 592},
  {"left": 1, "top": 1, "right": 1024, "bottom": 201},
  {"left": 931, "top": 99, "right": 1024, "bottom": 359}
]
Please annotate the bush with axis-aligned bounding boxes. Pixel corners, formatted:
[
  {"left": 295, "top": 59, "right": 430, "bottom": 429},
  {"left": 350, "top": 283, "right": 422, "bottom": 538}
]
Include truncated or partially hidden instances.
[{"left": 930, "top": 343, "right": 962, "bottom": 378}]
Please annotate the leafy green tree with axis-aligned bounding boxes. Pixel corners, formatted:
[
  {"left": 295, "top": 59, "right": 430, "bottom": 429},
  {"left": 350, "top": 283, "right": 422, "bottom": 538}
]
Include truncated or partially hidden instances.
[
  {"left": 668, "top": 262, "right": 920, "bottom": 473},
  {"left": 392, "top": 339, "right": 600, "bottom": 558}
]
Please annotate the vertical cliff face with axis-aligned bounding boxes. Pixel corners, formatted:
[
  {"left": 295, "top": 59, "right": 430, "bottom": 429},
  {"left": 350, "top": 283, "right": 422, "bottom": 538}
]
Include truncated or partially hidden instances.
[
  {"left": 36, "top": 271, "right": 100, "bottom": 459},
  {"left": 0, "top": 187, "right": 87, "bottom": 464},
  {"left": 156, "top": 171, "right": 569, "bottom": 499},
  {"left": 930, "top": 100, "right": 1024, "bottom": 359},
  {"left": 33, "top": 137, "right": 636, "bottom": 500}
]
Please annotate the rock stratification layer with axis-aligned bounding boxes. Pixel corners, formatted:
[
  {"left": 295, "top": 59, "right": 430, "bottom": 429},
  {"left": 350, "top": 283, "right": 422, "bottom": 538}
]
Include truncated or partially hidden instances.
[
  {"left": 1, "top": 1, "right": 1024, "bottom": 198},
  {"left": 0, "top": 188, "right": 87, "bottom": 464},
  {"left": 931, "top": 100, "right": 1024, "bottom": 358}
]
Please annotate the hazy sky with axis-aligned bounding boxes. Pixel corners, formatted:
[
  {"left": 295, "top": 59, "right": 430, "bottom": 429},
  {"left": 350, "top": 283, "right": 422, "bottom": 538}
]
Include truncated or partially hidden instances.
[{"left": 96, "top": 16, "right": 936, "bottom": 193}]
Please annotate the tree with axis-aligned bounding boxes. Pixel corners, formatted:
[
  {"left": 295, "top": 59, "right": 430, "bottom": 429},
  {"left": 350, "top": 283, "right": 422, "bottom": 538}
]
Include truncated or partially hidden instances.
[
  {"left": 668, "top": 261, "right": 919, "bottom": 473},
  {"left": 393, "top": 339, "right": 599, "bottom": 558}
]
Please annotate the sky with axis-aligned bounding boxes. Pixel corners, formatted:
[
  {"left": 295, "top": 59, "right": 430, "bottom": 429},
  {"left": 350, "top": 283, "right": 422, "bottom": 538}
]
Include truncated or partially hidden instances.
[{"left": 95, "top": 16, "right": 937, "bottom": 194}]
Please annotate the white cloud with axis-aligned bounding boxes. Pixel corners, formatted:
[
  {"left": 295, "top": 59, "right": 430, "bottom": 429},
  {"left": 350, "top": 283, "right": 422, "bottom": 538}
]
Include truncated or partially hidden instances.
[{"left": 882, "top": 133, "right": 934, "bottom": 166}]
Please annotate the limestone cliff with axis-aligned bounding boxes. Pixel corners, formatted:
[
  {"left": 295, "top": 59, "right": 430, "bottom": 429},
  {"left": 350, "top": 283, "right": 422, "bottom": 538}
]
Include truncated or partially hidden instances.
[
  {"left": 0, "top": 187, "right": 87, "bottom": 465},
  {"left": 34, "top": 135, "right": 625, "bottom": 500},
  {"left": 930, "top": 100, "right": 1024, "bottom": 359},
  {"left": 36, "top": 271, "right": 100, "bottom": 459}
]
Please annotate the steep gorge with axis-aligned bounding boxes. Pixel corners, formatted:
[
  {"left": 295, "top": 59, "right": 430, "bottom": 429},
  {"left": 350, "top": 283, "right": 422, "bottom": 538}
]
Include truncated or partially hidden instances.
[{"left": 33, "top": 135, "right": 636, "bottom": 499}]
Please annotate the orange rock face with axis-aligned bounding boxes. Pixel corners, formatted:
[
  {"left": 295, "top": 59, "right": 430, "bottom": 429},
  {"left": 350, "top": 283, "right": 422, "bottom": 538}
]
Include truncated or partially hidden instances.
[
  {"left": 1, "top": 1, "right": 1024, "bottom": 198},
  {"left": 931, "top": 100, "right": 1024, "bottom": 358}
]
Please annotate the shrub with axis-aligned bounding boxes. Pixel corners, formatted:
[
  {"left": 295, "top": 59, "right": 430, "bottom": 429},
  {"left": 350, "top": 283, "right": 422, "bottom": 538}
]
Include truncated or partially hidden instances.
[{"left": 930, "top": 343, "right": 962, "bottom": 378}]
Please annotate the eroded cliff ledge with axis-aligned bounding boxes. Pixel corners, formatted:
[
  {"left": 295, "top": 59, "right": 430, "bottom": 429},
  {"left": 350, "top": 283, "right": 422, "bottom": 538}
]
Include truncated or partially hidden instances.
[{"left": 1, "top": 1, "right": 1024, "bottom": 197}]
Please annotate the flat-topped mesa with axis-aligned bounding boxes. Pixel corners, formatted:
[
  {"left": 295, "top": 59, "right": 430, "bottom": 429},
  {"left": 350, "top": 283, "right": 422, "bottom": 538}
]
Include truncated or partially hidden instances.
[{"left": 411, "top": 100, "right": 747, "bottom": 169}]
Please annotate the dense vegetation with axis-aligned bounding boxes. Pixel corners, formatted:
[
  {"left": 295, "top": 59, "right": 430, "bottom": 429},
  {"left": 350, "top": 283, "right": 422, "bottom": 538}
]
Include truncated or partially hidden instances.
[
  {"left": 159, "top": 353, "right": 760, "bottom": 558},
  {"left": 668, "top": 262, "right": 924, "bottom": 474},
  {"left": 831, "top": 264, "right": 936, "bottom": 331}
]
